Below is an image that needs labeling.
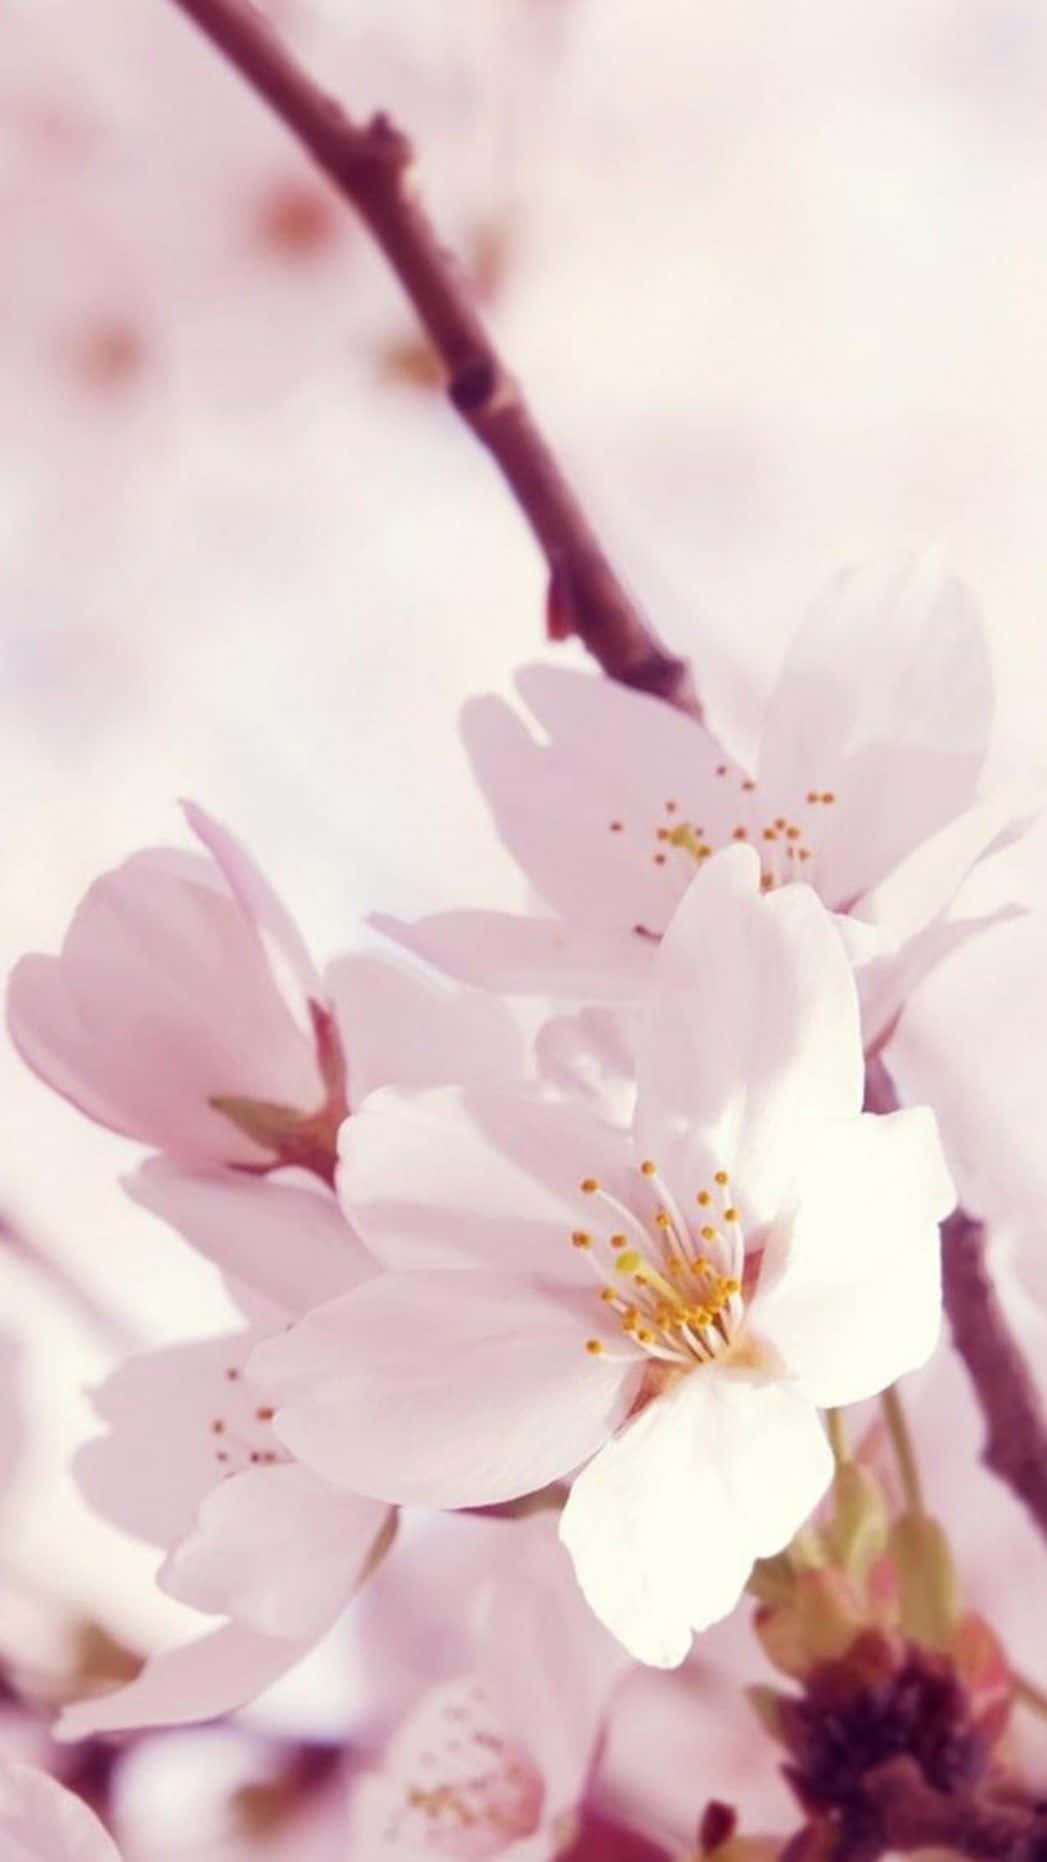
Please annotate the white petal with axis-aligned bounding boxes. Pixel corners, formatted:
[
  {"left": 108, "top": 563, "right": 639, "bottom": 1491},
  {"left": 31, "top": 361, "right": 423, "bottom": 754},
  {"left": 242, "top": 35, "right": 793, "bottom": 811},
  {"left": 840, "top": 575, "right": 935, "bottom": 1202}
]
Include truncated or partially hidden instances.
[
  {"left": 758, "top": 559, "right": 992, "bottom": 907},
  {"left": 560, "top": 1367, "right": 832, "bottom": 1666},
  {"left": 253, "top": 1272, "right": 636, "bottom": 1508},
  {"left": 370, "top": 909, "right": 653, "bottom": 999},
  {"left": 159, "top": 1462, "right": 392, "bottom": 1639},
  {"left": 636, "top": 845, "right": 863, "bottom": 1227},
  {"left": 754, "top": 1108, "right": 954, "bottom": 1406},
  {"left": 337, "top": 1083, "right": 635, "bottom": 1278}
]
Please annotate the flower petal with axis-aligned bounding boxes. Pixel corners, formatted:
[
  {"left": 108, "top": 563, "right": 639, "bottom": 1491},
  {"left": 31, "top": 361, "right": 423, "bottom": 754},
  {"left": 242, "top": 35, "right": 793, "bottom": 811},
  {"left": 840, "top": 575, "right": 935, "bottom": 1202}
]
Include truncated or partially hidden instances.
[
  {"left": 159, "top": 1462, "right": 392, "bottom": 1639},
  {"left": 125, "top": 1158, "right": 369, "bottom": 1317},
  {"left": 326, "top": 953, "right": 525, "bottom": 1100},
  {"left": 182, "top": 800, "right": 323, "bottom": 1016},
  {"left": 253, "top": 1272, "right": 637, "bottom": 1508},
  {"left": 758, "top": 560, "right": 992, "bottom": 907},
  {"left": 0, "top": 1763, "right": 122, "bottom": 1861},
  {"left": 636, "top": 845, "right": 863, "bottom": 1228},
  {"left": 559, "top": 1367, "right": 832, "bottom": 1666},
  {"left": 370, "top": 909, "right": 653, "bottom": 999},
  {"left": 338, "top": 1084, "right": 635, "bottom": 1278},
  {"left": 55, "top": 1622, "right": 311, "bottom": 1740},
  {"left": 463, "top": 668, "right": 740, "bottom": 934},
  {"left": 754, "top": 1108, "right": 953, "bottom": 1406},
  {"left": 75, "top": 1332, "right": 276, "bottom": 1548}
]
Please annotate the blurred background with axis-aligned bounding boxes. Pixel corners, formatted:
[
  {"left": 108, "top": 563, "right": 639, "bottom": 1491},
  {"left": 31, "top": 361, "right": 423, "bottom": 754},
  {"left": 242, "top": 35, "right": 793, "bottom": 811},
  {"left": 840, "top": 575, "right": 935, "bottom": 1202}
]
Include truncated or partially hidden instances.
[{"left": 5, "top": 0, "right": 1047, "bottom": 1851}]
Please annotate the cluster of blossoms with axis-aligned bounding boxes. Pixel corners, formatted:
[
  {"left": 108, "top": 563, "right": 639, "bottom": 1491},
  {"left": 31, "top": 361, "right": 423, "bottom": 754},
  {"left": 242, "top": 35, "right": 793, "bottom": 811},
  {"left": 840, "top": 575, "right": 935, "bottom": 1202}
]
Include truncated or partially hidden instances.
[{"left": 2, "top": 562, "right": 1039, "bottom": 1857}]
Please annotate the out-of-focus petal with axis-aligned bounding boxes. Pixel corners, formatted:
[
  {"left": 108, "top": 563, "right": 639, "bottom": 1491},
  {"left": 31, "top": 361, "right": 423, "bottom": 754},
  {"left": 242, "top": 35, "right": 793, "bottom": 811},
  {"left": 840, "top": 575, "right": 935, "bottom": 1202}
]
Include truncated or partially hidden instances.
[
  {"left": 55, "top": 1622, "right": 312, "bottom": 1741},
  {"left": 326, "top": 953, "right": 525, "bottom": 1102},
  {"left": 0, "top": 1762, "right": 122, "bottom": 1860}
]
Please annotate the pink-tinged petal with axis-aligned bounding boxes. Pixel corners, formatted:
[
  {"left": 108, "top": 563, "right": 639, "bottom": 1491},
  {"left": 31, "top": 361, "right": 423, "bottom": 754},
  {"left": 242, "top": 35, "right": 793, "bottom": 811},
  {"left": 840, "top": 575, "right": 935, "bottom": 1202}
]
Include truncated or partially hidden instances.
[
  {"left": 338, "top": 1085, "right": 635, "bottom": 1278},
  {"left": 7, "top": 848, "right": 323, "bottom": 1164},
  {"left": 253, "top": 1273, "right": 637, "bottom": 1508},
  {"left": 370, "top": 910, "right": 652, "bottom": 999},
  {"left": 854, "top": 787, "right": 1040, "bottom": 948},
  {"left": 859, "top": 905, "right": 1025, "bottom": 1056},
  {"left": 125, "top": 1158, "right": 370, "bottom": 1317},
  {"left": 758, "top": 560, "right": 992, "bottom": 907},
  {"left": 75, "top": 1332, "right": 276, "bottom": 1548},
  {"left": 182, "top": 800, "right": 323, "bottom": 1016},
  {"left": 464, "top": 668, "right": 740, "bottom": 937},
  {"left": 346, "top": 1676, "right": 548, "bottom": 1860},
  {"left": 55, "top": 1622, "right": 311, "bottom": 1740},
  {"left": 326, "top": 954, "right": 525, "bottom": 1102},
  {"left": 475, "top": 1524, "right": 631, "bottom": 1820},
  {"left": 559, "top": 1368, "right": 832, "bottom": 1667},
  {"left": 0, "top": 1333, "right": 24, "bottom": 1501},
  {"left": 535, "top": 1007, "right": 638, "bottom": 1130},
  {"left": 159, "top": 1462, "right": 392, "bottom": 1639},
  {"left": 0, "top": 1763, "right": 122, "bottom": 1861},
  {"left": 636, "top": 846, "right": 862, "bottom": 1228},
  {"left": 754, "top": 1108, "right": 953, "bottom": 1406}
]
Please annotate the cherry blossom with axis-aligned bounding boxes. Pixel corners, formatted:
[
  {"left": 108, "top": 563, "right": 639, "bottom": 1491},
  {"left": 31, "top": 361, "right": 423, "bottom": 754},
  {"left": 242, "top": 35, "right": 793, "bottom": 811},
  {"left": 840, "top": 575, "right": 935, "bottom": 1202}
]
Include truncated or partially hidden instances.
[
  {"left": 6, "top": 803, "right": 336, "bottom": 1170},
  {"left": 252, "top": 847, "right": 953, "bottom": 1666},
  {"left": 55, "top": 1166, "right": 392, "bottom": 1739},
  {"left": 6, "top": 801, "right": 525, "bottom": 1176},
  {"left": 376, "top": 562, "right": 1035, "bottom": 1052},
  {"left": 0, "top": 1762, "right": 122, "bottom": 1862},
  {"left": 345, "top": 1516, "right": 630, "bottom": 1861}
]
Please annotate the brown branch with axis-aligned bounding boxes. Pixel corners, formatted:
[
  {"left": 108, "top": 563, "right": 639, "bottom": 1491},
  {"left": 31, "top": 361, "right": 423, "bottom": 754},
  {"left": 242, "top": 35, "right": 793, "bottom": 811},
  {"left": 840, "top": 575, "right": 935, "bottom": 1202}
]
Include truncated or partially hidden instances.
[
  {"left": 161, "top": 0, "right": 698, "bottom": 714},
  {"left": 941, "top": 1209, "right": 1047, "bottom": 1546},
  {"left": 864, "top": 1057, "right": 1047, "bottom": 1550}
]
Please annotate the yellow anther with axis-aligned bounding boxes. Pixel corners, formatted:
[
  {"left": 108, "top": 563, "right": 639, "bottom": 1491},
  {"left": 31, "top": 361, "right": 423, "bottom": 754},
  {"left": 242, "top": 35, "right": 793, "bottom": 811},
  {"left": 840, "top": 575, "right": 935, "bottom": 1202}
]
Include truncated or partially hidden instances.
[
  {"left": 697, "top": 1190, "right": 711, "bottom": 1206},
  {"left": 732, "top": 826, "right": 748, "bottom": 840},
  {"left": 637, "top": 1328, "right": 655, "bottom": 1345},
  {"left": 722, "top": 1277, "right": 741, "bottom": 1295},
  {"left": 700, "top": 1225, "right": 717, "bottom": 1241},
  {"left": 742, "top": 778, "right": 756, "bottom": 792},
  {"left": 616, "top": 1251, "right": 642, "bottom": 1274},
  {"left": 656, "top": 827, "right": 671, "bottom": 841},
  {"left": 580, "top": 1177, "right": 599, "bottom": 1194},
  {"left": 715, "top": 1170, "right": 729, "bottom": 1185},
  {"left": 823, "top": 790, "right": 836, "bottom": 804},
  {"left": 774, "top": 817, "right": 787, "bottom": 830},
  {"left": 762, "top": 827, "right": 777, "bottom": 841},
  {"left": 723, "top": 1206, "right": 739, "bottom": 1224},
  {"left": 610, "top": 1233, "right": 627, "bottom": 1249},
  {"left": 571, "top": 1230, "right": 592, "bottom": 1249},
  {"left": 641, "top": 1160, "right": 657, "bottom": 1176},
  {"left": 696, "top": 843, "right": 712, "bottom": 859},
  {"left": 760, "top": 872, "right": 775, "bottom": 891},
  {"left": 600, "top": 1287, "right": 618, "bottom": 1304},
  {"left": 655, "top": 1209, "right": 672, "bottom": 1228},
  {"left": 807, "top": 791, "right": 819, "bottom": 804},
  {"left": 786, "top": 825, "right": 802, "bottom": 840},
  {"left": 585, "top": 1338, "right": 604, "bottom": 1356}
]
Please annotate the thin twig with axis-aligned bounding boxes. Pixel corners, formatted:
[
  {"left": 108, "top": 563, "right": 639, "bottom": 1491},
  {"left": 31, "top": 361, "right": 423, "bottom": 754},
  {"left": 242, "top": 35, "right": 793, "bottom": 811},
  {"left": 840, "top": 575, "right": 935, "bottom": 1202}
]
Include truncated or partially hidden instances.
[
  {"left": 162, "top": 0, "right": 699, "bottom": 714},
  {"left": 941, "top": 1208, "right": 1047, "bottom": 1548}
]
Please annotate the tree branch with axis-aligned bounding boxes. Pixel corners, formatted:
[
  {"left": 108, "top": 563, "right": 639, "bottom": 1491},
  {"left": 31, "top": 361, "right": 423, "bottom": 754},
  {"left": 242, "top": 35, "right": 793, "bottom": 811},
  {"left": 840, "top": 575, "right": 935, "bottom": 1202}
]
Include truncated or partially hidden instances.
[
  {"left": 865, "top": 1056, "right": 1047, "bottom": 1549},
  {"left": 162, "top": 0, "right": 698, "bottom": 714},
  {"left": 941, "top": 1209, "right": 1047, "bottom": 1546}
]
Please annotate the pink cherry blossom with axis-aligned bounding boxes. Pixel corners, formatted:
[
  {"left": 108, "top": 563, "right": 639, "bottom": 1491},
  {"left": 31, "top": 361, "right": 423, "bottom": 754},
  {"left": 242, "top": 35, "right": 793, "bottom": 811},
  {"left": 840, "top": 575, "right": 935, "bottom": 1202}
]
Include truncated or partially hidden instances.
[
  {"left": 56, "top": 1166, "right": 392, "bottom": 1739},
  {"left": 376, "top": 562, "right": 1035, "bottom": 1052},
  {"left": 7, "top": 806, "right": 526, "bottom": 1174},
  {"left": 252, "top": 847, "right": 954, "bottom": 1666},
  {"left": 345, "top": 1517, "right": 630, "bottom": 1861},
  {"left": 0, "top": 1762, "right": 122, "bottom": 1861},
  {"left": 6, "top": 803, "right": 333, "bottom": 1169}
]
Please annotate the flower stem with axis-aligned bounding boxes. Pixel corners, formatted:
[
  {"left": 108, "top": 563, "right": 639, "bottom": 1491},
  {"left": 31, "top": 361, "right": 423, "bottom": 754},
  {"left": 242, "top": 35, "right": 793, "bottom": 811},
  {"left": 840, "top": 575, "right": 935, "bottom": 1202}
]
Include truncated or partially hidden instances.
[
  {"left": 881, "top": 1383, "right": 925, "bottom": 1515},
  {"left": 825, "top": 1406, "right": 849, "bottom": 1466}
]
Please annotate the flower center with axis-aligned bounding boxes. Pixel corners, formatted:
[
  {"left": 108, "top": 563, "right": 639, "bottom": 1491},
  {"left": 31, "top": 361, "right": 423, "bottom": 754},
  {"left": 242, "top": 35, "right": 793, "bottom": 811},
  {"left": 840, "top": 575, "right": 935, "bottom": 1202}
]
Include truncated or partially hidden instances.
[
  {"left": 610, "top": 775, "right": 837, "bottom": 898},
  {"left": 386, "top": 1679, "right": 544, "bottom": 1859},
  {"left": 572, "top": 1162, "right": 745, "bottom": 1368}
]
